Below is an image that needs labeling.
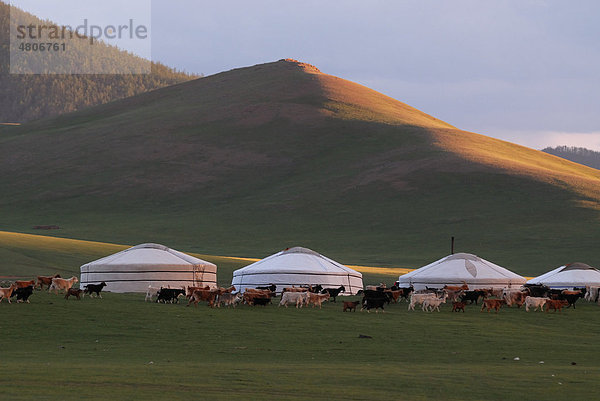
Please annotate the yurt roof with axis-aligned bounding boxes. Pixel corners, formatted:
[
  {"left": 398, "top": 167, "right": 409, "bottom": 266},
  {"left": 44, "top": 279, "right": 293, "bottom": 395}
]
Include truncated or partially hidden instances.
[
  {"left": 81, "top": 243, "right": 216, "bottom": 268},
  {"left": 399, "top": 253, "right": 525, "bottom": 284},
  {"left": 527, "top": 262, "right": 600, "bottom": 287},
  {"left": 233, "top": 246, "right": 361, "bottom": 277}
]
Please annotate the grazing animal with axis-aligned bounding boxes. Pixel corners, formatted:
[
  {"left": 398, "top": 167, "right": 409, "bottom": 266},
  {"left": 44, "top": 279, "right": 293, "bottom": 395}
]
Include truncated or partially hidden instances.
[
  {"left": 524, "top": 296, "right": 548, "bottom": 312},
  {"left": 482, "top": 288, "right": 504, "bottom": 299},
  {"left": 523, "top": 284, "right": 550, "bottom": 298},
  {"left": 585, "top": 286, "right": 600, "bottom": 303},
  {"left": 36, "top": 274, "right": 60, "bottom": 290},
  {"left": 84, "top": 282, "right": 107, "bottom": 298},
  {"left": 561, "top": 290, "right": 583, "bottom": 309},
  {"left": 14, "top": 279, "right": 35, "bottom": 289},
  {"left": 444, "top": 289, "right": 465, "bottom": 302},
  {"left": 156, "top": 287, "right": 185, "bottom": 303},
  {"left": 243, "top": 292, "right": 271, "bottom": 305},
  {"left": 363, "top": 289, "right": 393, "bottom": 303},
  {"left": 145, "top": 286, "right": 161, "bottom": 302},
  {"left": 321, "top": 285, "right": 345, "bottom": 302},
  {"left": 256, "top": 284, "right": 277, "bottom": 293},
  {"left": 64, "top": 288, "right": 84, "bottom": 300},
  {"left": 279, "top": 291, "right": 308, "bottom": 308},
  {"left": 383, "top": 289, "right": 402, "bottom": 303},
  {"left": 187, "top": 289, "right": 218, "bottom": 307},
  {"left": 408, "top": 293, "right": 436, "bottom": 311},
  {"left": 215, "top": 286, "right": 236, "bottom": 295},
  {"left": 452, "top": 301, "right": 466, "bottom": 312},
  {"left": 547, "top": 289, "right": 564, "bottom": 300},
  {"left": 0, "top": 283, "right": 18, "bottom": 303},
  {"left": 12, "top": 285, "right": 34, "bottom": 303},
  {"left": 395, "top": 286, "right": 414, "bottom": 302},
  {"left": 49, "top": 277, "right": 78, "bottom": 294},
  {"left": 480, "top": 299, "right": 506, "bottom": 313},
  {"left": 343, "top": 300, "right": 360, "bottom": 312},
  {"left": 422, "top": 295, "right": 447, "bottom": 312},
  {"left": 306, "top": 292, "right": 330, "bottom": 308},
  {"left": 503, "top": 289, "right": 529, "bottom": 308},
  {"left": 185, "top": 285, "right": 210, "bottom": 298},
  {"left": 144, "top": 285, "right": 160, "bottom": 302},
  {"left": 243, "top": 289, "right": 276, "bottom": 305},
  {"left": 460, "top": 290, "right": 486, "bottom": 305},
  {"left": 361, "top": 297, "right": 386, "bottom": 313},
  {"left": 216, "top": 292, "right": 243, "bottom": 308},
  {"left": 545, "top": 299, "right": 569, "bottom": 313}
]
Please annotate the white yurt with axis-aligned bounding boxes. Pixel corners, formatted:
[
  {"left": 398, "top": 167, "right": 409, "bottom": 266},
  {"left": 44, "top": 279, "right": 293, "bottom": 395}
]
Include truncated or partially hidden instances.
[
  {"left": 80, "top": 243, "right": 217, "bottom": 293},
  {"left": 526, "top": 262, "right": 600, "bottom": 288},
  {"left": 397, "top": 252, "right": 526, "bottom": 290},
  {"left": 231, "top": 246, "right": 363, "bottom": 295}
]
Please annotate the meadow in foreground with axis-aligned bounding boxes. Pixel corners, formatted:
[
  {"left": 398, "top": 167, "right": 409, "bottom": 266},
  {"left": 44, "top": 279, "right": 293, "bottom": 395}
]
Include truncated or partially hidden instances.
[{"left": 1, "top": 289, "right": 598, "bottom": 401}]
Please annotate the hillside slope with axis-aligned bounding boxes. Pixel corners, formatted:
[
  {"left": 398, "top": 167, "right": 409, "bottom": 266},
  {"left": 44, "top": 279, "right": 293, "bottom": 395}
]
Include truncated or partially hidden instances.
[
  {"left": 2, "top": 59, "right": 600, "bottom": 275},
  {"left": 0, "top": 1, "right": 196, "bottom": 122}
]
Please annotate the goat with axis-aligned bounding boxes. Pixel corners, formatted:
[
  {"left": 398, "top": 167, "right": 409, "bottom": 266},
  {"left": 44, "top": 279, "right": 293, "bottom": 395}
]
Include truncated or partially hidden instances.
[
  {"left": 343, "top": 300, "right": 360, "bottom": 312},
  {"left": 83, "top": 282, "right": 107, "bottom": 298},
  {"left": 321, "top": 285, "right": 345, "bottom": 302}
]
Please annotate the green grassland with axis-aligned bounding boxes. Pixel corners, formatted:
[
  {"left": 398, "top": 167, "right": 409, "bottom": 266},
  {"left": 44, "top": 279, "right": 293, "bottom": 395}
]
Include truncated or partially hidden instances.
[
  {"left": 1, "top": 288, "right": 598, "bottom": 400},
  {"left": 0, "top": 232, "right": 598, "bottom": 400}
]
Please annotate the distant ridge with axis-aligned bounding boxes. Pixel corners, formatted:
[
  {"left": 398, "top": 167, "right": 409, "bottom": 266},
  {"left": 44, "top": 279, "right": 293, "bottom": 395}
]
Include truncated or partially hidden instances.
[
  {"left": 542, "top": 146, "right": 600, "bottom": 170},
  {"left": 0, "top": 1, "right": 197, "bottom": 122},
  {"left": 2, "top": 59, "right": 600, "bottom": 274}
]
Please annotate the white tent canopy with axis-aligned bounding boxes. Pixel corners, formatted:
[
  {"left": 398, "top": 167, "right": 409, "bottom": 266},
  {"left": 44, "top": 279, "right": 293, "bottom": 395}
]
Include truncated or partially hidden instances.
[
  {"left": 231, "top": 246, "right": 363, "bottom": 295},
  {"left": 526, "top": 262, "right": 600, "bottom": 288},
  {"left": 398, "top": 253, "right": 526, "bottom": 290},
  {"left": 80, "top": 243, "right": 217, "bottom": 293}
]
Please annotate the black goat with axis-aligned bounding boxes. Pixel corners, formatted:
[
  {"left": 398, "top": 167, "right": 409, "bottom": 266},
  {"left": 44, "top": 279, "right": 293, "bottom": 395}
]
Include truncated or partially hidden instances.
[
  {"left": 156, "top": 288, "right": 185, "bottom": 303},
  {"left": 11, "top": 285, "right": 34, "bottom": 303},
  {"left": 523, "top": 284, "right": 550, "bottom": 298},
  {"left": 84, "top": 282, "right": 107, "bottom": 298},
  {"left": 460, "top": 290, "right": 486, "bottom": 305},
  {"left": 321, "top": 285, "right": 345, "bottom": 302}
]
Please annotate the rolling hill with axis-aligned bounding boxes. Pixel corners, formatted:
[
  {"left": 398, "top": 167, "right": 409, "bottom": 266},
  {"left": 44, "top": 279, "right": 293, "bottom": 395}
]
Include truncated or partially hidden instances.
[
  {"left": 2, "top": 59, "right": 600, "bottom": 276},
  {"left": 0, "top": 1, "right": 196, "bottom": 122}
]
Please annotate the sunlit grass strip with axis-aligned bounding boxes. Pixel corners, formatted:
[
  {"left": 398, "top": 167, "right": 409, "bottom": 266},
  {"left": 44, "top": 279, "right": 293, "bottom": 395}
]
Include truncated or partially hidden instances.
[
  {"left": 0, "top": 231, "right": 411, "bottom": 277},
  {"left": 0, "top": 230, "right": 128, "bottom": 254}
]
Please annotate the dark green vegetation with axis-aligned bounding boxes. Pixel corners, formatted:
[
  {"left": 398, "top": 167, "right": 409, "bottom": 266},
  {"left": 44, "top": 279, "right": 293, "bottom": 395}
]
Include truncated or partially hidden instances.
[
  {"left": 1, "top": 288, "right": 598, "bottom": 400},
  {"left": 2, "top": 60, "right": 600, "bottom": 276},
  {"left": 543, "top": 146, "right": 600, "bottom": 170},
  {"left": 0, "top": 1, "right": 196, "bottom": 122}
]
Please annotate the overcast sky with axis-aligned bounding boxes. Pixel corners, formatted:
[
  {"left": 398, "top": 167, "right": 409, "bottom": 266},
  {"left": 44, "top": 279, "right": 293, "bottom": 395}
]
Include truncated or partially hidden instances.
[{"left": 12, "top": 0, "right": 600, "bottom": 150}]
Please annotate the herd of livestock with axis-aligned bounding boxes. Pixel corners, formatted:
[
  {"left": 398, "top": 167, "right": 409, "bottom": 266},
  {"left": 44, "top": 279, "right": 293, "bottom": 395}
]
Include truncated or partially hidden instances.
[{"left": 1, "top": 274, "right": 599, "bottom": 314}]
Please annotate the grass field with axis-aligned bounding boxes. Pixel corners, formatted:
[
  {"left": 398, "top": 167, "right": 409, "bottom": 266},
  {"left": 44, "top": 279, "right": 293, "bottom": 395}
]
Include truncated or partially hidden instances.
[
  {"left": 1, "top": 289, "right": 598, "bottom": 400},
  {"left": 3, "top": 231, "right": 596, "bottom": 400}
]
